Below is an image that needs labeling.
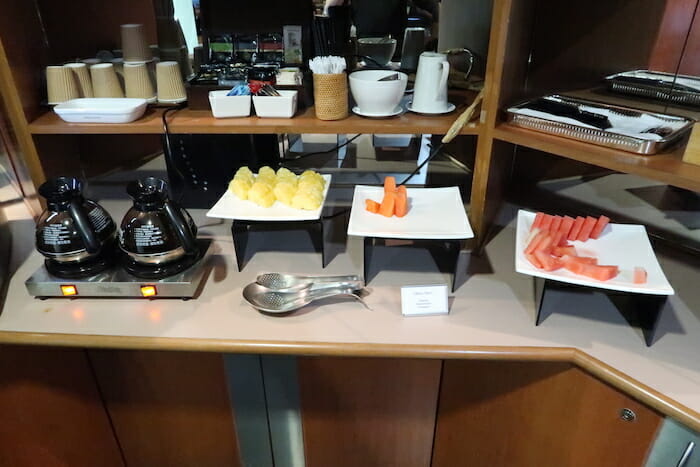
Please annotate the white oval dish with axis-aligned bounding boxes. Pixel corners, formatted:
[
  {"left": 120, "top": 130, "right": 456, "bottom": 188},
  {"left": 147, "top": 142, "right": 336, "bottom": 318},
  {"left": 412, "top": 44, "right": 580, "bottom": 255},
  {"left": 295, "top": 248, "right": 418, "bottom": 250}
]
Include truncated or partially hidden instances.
[{"left": 53, "top": 98, "right": 148, "bottom": 123}]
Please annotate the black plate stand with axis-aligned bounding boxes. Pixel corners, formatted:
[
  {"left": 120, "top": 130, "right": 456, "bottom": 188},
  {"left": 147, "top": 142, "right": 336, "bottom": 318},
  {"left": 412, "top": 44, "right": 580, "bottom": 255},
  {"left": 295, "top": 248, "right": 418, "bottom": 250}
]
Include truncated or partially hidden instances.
[
  {"left": 232, "top": 219, "right": 325, "bottom": 271},
  {"left": 363, "top": 237, "right": 468, "bottom": 292},
  {"left": 534, "top": 277, "right": 667, "bottom": 347}
]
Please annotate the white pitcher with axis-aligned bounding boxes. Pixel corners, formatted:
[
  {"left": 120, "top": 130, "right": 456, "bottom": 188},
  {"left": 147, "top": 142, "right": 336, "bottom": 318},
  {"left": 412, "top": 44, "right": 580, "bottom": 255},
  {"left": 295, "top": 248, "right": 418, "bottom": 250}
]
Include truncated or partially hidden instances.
[{"left": 412, "top": 52, "right": 450, "bottom": 113}]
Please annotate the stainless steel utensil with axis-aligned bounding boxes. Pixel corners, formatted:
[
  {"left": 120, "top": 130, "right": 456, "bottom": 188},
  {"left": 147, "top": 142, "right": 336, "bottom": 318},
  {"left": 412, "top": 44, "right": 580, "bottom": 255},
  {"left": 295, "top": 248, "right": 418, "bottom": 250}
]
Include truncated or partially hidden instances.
[
  {"left": 242, "top": 283, "right": 369, "bottom": 314},
  {"left": 256, "top": 273, "right": 363, "bottom": 292},
  {"left": 378, "top": 73, "right": 400, "bottom": 81}
]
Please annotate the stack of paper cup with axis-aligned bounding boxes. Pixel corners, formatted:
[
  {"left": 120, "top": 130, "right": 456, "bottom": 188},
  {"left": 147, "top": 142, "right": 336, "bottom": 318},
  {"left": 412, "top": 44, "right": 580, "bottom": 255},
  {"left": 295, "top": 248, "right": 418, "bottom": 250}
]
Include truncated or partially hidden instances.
[
  {"left": 90, "top": 63, "right": 124, "bottom": 98},
  {"left": 121, "top": 24, "right": 152, "bottom": 62},
  {"left": 156, "top": 61, "right": 186, "bottom": 103},
  {"left": 63, "top": 63, "right": 94, "bottom": 98},
  {"left": 46, "top": 66, "right": 80, "bottom": 104},
  {"left": 124, "top": 62, "right": 156, "bottom": 102}
]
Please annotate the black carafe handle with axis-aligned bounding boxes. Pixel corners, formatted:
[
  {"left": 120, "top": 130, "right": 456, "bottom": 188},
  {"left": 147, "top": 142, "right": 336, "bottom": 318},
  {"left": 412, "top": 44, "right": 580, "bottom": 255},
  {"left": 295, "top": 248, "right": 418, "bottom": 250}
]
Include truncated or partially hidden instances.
[
  {"left": 68, "top": 199, "right": 100, "bottom": 254},
  {"left": 163, "top": 200, "right": 197, "bottom": 254}
]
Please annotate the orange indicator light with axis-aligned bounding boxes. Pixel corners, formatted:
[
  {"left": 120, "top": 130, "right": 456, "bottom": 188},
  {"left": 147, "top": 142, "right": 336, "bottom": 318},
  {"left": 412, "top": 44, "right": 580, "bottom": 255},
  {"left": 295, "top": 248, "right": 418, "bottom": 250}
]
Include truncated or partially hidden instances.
[
  {"left": 60, "top": 285, "right": 78, "bottom": 296},
  {"left": 140, "top": 285, "right": 157, "bottom": 297}
]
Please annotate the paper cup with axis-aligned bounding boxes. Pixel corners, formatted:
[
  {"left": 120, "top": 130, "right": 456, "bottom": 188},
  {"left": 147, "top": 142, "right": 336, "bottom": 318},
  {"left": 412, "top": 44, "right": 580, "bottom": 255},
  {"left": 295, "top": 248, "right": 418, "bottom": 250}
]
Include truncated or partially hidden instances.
[
  {"left": 121, "top": 23, "right": 152, "bottom": 62},
  {"left": 156, "top": 61, "right": 186, "bottom": 103},
  {"left": 160, "top": 46, "right": 191, "bottom": 79},
  {"left": 90, "top": 63, "right": 124, "bottom": 98},
  {"left": 63, "top": 63, "right": 94, "bottom": 98},
  {"left": 124, "top": 62, "right": 156, "bottom": 102},
  {"left": 46, "top": 66, "right": 80, "bottom": 104}
]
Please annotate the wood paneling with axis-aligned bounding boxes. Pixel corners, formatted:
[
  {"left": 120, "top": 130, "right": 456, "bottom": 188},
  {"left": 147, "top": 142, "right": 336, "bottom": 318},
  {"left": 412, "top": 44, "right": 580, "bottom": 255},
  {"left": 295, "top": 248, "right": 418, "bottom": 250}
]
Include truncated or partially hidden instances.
[
  {"left": 0, "top": 345, "right": 123, "bottom": 466},
  {"left": 526, "top": 0, "right": 669, "bottom": 95},
  {"left": 432, "top": 360, "right": 662, "bottom": 467},
  {"left": 678, "top": 1, "right": 700, "bottom": 76},
  {"left": 37, "top": 0, "right": 157, "bottom": 64},
  {"left": 88, "top": 350, "right": 241, "bottom": 467},
  {"left": 298, "top": 357, "right": 441, "bottom": 467},
  {"left": 649, "top": 0, "right": 698, "bottom": 74}
]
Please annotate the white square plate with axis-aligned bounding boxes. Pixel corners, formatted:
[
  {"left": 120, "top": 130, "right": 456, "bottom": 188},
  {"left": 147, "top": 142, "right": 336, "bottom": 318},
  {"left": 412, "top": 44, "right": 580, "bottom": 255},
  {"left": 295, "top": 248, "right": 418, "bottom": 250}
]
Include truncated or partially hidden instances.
[
  {"left": 206, "top": 174, "right": 332, "bottom": 221},
  {"left": 347, "top": 185, "right": 473, "bottom": 239},
  {"left": 515, "top": 210, "right": 674, "bottom": 295}
]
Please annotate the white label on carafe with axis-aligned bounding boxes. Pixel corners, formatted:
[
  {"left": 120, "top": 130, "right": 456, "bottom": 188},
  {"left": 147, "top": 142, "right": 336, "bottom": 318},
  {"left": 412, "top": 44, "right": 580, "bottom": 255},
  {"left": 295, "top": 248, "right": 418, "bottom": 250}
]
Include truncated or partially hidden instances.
[
  {"left": 43, "top": 224, "right": 72, "bottom": 246},
  {"left": 88, "top": 207, "right": 111, "bottom": 233},
  {"left": 133, "top": 225, "right": 165, "bottom": 247}
]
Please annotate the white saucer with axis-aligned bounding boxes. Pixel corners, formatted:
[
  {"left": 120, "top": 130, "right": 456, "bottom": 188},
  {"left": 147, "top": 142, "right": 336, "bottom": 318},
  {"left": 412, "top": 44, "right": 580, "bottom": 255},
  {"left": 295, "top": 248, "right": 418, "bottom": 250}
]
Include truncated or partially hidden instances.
[
  {"left": 407, "top": 102, "right": 456, "bottom": 115},
  {"left": 352, "top": 105, "right": 404, "bottom": 118}
]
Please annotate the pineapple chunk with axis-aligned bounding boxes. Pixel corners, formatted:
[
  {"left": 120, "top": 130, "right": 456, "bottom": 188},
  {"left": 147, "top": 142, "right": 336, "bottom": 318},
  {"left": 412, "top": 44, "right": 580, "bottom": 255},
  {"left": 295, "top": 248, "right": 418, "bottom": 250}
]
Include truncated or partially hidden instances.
[
  {"left": 234, "top": 166, "right": 255, "bottom": 184},
  {"left": 298, "top": 177, "right": 323, "bottom": 193},
  {"left": 276, "top": 167, "right": 296, "bottom": 179},
  {"left": 291, "top": 190, "right": 323, "bottom": 210},
  {"left": 248, "top": 182, "right": 276, "bottom": 208},
  {"left": 256, "top": 174, "right": 276, "bottom": 188},
  {"left": 228, "top": 178, "right": 252, "bottom": 200},
  {"left": 300, "top": 170, "right": 325, "bottom": 186},
  {"left": 273, "top": 182, "right": 297, "bottom": 206},
  {"left": 258, "top": 166, "right": 276, "bottom": 179}
]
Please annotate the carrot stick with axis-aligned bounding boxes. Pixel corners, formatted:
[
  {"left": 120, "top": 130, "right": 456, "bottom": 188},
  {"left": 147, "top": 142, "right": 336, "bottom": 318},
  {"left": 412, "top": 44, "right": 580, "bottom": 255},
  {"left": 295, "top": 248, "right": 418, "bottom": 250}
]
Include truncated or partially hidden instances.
[
  {"left": 365, "top": 199, "right": 380, "bottom": 213},
  {"left": 394, "top": 185, "right": 408, "bottom": 217},
  {"left": 379, "top": 192, "right": 395, "bottom": 217},
  {"left": 384, "top": 176, "right": 396, "bottom": 193}
]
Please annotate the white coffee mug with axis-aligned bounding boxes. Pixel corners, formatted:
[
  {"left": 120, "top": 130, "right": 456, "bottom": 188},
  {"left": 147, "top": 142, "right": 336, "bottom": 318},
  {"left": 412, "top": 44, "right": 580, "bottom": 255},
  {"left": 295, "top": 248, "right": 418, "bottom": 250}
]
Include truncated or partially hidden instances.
[{"left": 412, "top": 52, "right": 450, "bottom": 113}]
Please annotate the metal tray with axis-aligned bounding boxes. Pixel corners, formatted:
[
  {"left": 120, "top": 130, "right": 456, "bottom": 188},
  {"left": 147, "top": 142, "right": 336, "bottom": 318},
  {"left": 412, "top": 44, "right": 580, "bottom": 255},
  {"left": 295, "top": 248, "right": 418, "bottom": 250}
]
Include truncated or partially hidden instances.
[
  {"left": 605, "top": 70, "right": 700, "bottom": 107},
  {"left": 506, "top": 95, "right": 694, "bottom": 155}
]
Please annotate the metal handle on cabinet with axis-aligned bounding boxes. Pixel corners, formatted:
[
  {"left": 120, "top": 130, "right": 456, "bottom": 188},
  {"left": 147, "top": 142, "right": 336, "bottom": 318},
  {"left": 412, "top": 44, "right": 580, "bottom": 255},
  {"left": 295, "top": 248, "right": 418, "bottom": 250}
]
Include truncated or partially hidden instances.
[{"left": 676, "top": 441, "right": 695, "bottom": 467}]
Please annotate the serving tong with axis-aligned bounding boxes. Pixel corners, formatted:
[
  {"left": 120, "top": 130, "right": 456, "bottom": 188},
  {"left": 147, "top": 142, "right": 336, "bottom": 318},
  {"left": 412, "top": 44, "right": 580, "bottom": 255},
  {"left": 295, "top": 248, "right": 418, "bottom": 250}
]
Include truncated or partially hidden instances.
[
  {"left": 242, "top": 273, "right": 368, "bottom": 314},
  {"left": 256, "top": 273, "right": 364, "bottom": 292}
]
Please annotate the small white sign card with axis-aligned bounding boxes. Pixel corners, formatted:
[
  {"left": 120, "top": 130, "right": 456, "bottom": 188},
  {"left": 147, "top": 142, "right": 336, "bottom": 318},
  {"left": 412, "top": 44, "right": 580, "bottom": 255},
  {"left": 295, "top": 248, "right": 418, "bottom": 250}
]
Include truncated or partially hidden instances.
[{"left": 401, "top": 284, "right": 450, "bottom": 316}]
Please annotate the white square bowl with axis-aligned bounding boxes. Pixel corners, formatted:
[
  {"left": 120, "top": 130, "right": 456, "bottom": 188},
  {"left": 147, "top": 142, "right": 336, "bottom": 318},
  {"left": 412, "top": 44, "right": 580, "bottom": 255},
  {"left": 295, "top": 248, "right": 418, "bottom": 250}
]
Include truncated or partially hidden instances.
[
  {"left": 208, "top": 91, "right": 252, "bottom": 118},
  {"left": 253, "top": 90, "right": 298, "bottom": 118}
]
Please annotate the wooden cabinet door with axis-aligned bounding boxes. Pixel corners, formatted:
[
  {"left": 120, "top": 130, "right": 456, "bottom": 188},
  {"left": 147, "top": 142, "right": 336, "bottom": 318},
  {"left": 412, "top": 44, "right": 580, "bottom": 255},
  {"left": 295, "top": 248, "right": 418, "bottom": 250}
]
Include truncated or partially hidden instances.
[
  {"left": 432, "top": 360, "right": 662, "bottom": 467},
  {"left": 298, "top": 357, "right": 442, "bottom": 467},
  {"left": 88, "top": 350, "right": 241, "bottom": 467},
  {"left": 0, "top": 345, "right": 123, "bottom": 466}
]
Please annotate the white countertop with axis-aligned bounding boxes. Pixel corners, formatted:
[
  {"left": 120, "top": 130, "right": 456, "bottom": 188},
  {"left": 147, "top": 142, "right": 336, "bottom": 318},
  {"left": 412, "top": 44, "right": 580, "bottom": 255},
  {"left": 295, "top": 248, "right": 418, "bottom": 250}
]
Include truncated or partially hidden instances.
[{"left": 2, "top": 198, "right": 700, "bottom": 428}]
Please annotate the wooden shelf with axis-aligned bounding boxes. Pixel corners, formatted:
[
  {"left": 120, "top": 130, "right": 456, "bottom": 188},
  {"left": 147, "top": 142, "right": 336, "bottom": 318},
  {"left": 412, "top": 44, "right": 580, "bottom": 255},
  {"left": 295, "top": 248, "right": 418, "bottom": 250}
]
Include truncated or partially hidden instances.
[
  {"left": 494, "top": 124, "right": 700, "bottom": 193},
  {"left": 28, "top": 105, "right": 481, "bottom": 136}
]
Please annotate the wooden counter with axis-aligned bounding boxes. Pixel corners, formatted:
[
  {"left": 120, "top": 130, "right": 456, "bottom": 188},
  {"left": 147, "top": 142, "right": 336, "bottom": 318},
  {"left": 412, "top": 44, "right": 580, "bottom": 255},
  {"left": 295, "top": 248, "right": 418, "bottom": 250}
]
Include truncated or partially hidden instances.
[{"left": 2, "top": 197, "right": 700, "bottom": 433}]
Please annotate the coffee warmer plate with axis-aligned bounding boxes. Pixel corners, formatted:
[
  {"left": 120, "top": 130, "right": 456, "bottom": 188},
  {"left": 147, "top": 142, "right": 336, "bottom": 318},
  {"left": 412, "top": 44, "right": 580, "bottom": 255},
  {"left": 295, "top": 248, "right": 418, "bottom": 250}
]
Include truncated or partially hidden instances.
[{"left": 25, "top": 239, "right": 212, "bottom": 299}]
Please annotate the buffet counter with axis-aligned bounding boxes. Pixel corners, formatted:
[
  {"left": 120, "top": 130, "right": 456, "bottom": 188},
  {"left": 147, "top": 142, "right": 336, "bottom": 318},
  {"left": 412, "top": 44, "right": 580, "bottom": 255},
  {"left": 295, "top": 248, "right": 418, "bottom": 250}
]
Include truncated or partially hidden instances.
[{"left": 2, "top": 198, "right": 700, "bottom": 432}]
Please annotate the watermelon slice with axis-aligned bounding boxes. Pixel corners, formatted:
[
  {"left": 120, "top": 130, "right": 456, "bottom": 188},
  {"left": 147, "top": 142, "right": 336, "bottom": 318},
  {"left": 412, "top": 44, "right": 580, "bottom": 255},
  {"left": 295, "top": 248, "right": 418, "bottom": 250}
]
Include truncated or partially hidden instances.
[
  {"left": 526, "top": 252, "right": 543, "bottom": 269},
  {"left": 559, "top": 216, "right": 575, "bottom": 239},
  {"left": 540, "top": 215, "right": 554, "bottom": 231},
  {"left": 534, "top": 250, "right": 563, "bottom": 271},
  {"left": 562, "top": 255, "right": 597, "bottom": 265},
  {"left": 633, "top": 267, "right": 647, "bottom": 284},
  {"left": 536, "top": 234, "right": 554, "bottom": 254},
  {"left": 550, "top": 216, "right": 563, "bottom": 233},
  {"left": 590, "top": 215, "right": 610, "bottom": 239},
  {"left": 552, "top": 246, "right": 576, "bottom": 257},
  {"left": 532, "top": 212, "right": 545, "bottom": 231},
  {"left": 577, "top": 216, "right": 598, "bottom": 242},
  {"left": 525, "top": 231, "right": 548, "bottom": 255},
  {"left": 579, "top": 264, "right": 619, "bottom": 281},
  {"left": 568, "top": 216, "right": 585, "bottom": 241}
]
